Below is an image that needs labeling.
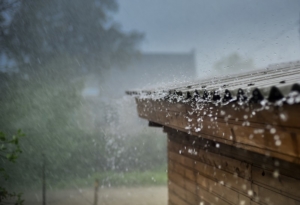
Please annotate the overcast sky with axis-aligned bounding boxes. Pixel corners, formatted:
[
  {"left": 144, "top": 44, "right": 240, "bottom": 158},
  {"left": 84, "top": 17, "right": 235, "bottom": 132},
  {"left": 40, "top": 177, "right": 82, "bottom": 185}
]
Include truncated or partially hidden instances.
[{"left": 115, "top": 0, "right": 300, "bottom": 76}]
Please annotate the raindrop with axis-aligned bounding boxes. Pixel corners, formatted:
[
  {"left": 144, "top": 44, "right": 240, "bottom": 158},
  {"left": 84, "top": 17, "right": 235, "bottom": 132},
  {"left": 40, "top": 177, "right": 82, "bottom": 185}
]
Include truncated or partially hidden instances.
[
  {"left": 254, "top": 129, "right": 264, "bottom": 134},
  {"left": 273, "top": 170, "right": 280, "bottom": 178},
  {"left": 185, "top": 126, "right": 191, "bottom": 130},
  {"left": 287, "top": 98, "right": 294, "bottom": 104},
  {"left": 279, "top": 113, "right": 287, "bottom": 121},
  {"left": 270, "top": 128, "right": 276, "bottom": 134},
  {"left": 274, "top": 135, "right": 279, "bottom": 140},
  {"left": 195, "top": 127, "right": 201, "bottom": 132},
  {"left": 240, "top": 200, "right": 246, "bottom": 205},
  {"left": 247, "top": 190, "right": 253, "bottom": 196},
  {"left": 179, "top": 150, "right": 182, "bottom": 154},
  {"left": 151, "top": 177, "right": 156, "bottom": 182},
  {"left": 216, "top": 143, "right": 220, "bottom": 148}
]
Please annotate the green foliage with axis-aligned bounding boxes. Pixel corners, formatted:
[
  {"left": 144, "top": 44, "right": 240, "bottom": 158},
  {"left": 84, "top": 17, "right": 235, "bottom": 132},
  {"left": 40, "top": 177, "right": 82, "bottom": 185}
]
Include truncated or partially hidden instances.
[
  {"left": 47, "top": 169, "right": 167, "bottom": 189},
  {"left": 0, "top": 58, "right": 88, "bottom": 185},
  {"left": 0, "top": 58, "right": 167, "bottom": 190},
  {"left": 0, "top": 130, "right": 25, "bottom": 205},
  {"left": 92, "top": 170, "right": 167, "bottom": 187},
  {"left": 3, "top": 0, "right": 143, "bottom": 73},
  {"left": 0, "top": 0, "right": 164, "bottom": 193}
]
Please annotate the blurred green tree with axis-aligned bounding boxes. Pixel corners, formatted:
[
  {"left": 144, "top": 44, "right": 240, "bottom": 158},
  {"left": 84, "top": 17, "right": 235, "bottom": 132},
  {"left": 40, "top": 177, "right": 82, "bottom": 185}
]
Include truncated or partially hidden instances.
[
  {"left": 0, "top": 130, "right": 24, "bottom": 205},
  {"left": 3, "top": 0, "right": 143, "bottom": 75},
  {"left": 0, "top": 0, "right": 167, "bottom": 190}
]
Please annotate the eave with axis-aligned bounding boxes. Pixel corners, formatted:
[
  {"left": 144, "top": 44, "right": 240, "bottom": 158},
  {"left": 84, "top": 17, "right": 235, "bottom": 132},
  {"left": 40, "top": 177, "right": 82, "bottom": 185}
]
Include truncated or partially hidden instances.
[{"left": 136, "top": 98, "right": 300, "bottom": 164}]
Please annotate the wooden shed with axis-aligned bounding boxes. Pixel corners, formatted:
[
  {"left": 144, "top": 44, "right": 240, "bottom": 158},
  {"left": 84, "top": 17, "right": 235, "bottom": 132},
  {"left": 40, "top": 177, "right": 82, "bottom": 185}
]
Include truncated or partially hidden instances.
[{"left": 127, "top": 61, "right": 300, "bottom": 205}]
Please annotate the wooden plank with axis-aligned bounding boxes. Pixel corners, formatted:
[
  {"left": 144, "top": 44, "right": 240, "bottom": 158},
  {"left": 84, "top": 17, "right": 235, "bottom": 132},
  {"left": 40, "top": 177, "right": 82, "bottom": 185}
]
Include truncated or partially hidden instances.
[
  {"left": 168, "top": 150, "right": 186, "bottom": 165},
  {"left": 137, "top": 99, "right": 300, "bottom": 129},
  {"left": 250, "top": 201, "right": 260, "bottom": 205},
  {"left": 168, "top": 140, "right": 251, "bottom": 179},
  {"left": 169, "top": 191, "right": 190, "bottom": 205},
  {"left": 170, "top": 157, "right": 252, "bottom": 204},
  {"left": 167, "top": 129, "right": 300, "bottom": 205},
  {"left": 136, "top": 98, "right": 300, "bottom": 164},
  {"left": 185, "top": 188, "right": 200, "bottom": 205},
  {"left": 198, "top": 186, "right": 232, "bottom": 205},
  {"left": 239, "top": 194, "right": 251, "bottom": 205},
  {"left": 166, "top": 122, "right": 300, "bottom": 164},
  {"left": 169, "top": 167, "right": 202, "bottom": 205},
  {"left": 174, "top": 111, "right": 300, "bottom": 159},
  {"left": 194, "top": 158, "right": 251, "bottom": 195},
  {"left": 185, "top": 167, "right": 196, "bottom": 181},
  {"left": 252, "top": 184, "right": 300, "bottom": 205},
  {"left": 252, "top": 166, "right": 300, "bottom": 201},
  {"left": 170, "top": 181, "right": 200, "bottom": 205},
  {"left": 185, "top": 179, "right": 198, "bottom": 195},
  {"left": 148, "top": 121, "right": 163, "bottom": 127},
  {"left": 169, "top": 158, "right": 252, "bottom": 205},
  {"left": 168, "top": 169, "right": 185, "bottom": 188},
  {"left": 169, "top": 181, "right": 187, "bottom": 203},
  {"left": 185, "top": 101, "right": 300, "bottom": 129},
  {"left": 172, "top": 160, "right": 186, "bottom": 176},
  {"left": 167, "top": 128, "right": 300, "bottom": 179},
  {"left": 196, "top": 172, "right": 240, "bottom": 205}
]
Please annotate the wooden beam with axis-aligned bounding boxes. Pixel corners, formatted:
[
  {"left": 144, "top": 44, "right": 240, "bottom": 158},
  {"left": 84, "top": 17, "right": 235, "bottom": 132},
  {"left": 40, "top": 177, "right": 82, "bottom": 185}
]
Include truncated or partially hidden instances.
[
  {"left": 136, "top": 98, "right": 300, "bottom": 164},
  {"left": 148, "top": 121, "right": 163, "bottom": 127},
  {"left": 166, "top": 128, "right": 300, "bottom": 180}
]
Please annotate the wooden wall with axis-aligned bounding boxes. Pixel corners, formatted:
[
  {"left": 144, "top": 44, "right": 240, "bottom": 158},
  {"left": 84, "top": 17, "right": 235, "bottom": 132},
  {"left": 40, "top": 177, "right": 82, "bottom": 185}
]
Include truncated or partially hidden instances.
[{"left": 166, "top": 127, "right": 300, "bottom": 205}]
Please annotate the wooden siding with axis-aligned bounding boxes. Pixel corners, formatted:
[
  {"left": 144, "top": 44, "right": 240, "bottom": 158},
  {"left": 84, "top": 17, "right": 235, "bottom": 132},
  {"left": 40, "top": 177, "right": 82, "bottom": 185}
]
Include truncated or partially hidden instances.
[
  {"left": 136, "top": 98, "right": 300, "bottom": 164},
  {"left": 166, "top": 128, "right": 300, "bottom": 205}
]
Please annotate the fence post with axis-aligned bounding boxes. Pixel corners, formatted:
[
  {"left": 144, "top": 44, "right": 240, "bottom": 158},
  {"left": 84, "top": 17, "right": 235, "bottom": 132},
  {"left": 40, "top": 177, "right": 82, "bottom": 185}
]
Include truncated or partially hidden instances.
[
  {"left": 93, "top": 179, "right": 99, "bottom": 205},
  {"left": 42, "top": 153, "right": 46, "bottom": 205}
]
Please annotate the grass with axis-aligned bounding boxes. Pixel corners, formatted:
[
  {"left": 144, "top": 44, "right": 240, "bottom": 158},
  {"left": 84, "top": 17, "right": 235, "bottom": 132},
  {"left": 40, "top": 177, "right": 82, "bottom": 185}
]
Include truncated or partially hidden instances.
[
  {"left": 95, "top": 170, "right": 167, "bottom": 186},
  {"left": 50, "top": 168, "right": 168, "bottom": 190}
]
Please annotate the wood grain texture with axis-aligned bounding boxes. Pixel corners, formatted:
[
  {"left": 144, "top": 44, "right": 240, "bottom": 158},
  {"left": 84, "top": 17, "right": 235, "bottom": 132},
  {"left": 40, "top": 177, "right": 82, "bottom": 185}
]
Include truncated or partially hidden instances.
[
  {"left": 167, "top": 131, "right": 300, "bottom": 205},
  {"left": 137, "top": 98, "right": 300, "bottom": 164}
]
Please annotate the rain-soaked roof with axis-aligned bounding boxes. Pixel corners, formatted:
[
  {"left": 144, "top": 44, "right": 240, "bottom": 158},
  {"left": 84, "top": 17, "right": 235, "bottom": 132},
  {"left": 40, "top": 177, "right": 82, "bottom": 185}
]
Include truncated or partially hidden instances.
[{"left": 126, "top": 61, "right": 300, "bottom": 106}]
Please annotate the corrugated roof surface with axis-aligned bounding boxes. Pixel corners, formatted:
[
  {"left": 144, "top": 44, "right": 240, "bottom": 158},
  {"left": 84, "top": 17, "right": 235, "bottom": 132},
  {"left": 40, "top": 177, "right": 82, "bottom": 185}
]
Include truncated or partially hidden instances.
[{"left": 126, "top": 61, "right": 300, "bottom": 105}]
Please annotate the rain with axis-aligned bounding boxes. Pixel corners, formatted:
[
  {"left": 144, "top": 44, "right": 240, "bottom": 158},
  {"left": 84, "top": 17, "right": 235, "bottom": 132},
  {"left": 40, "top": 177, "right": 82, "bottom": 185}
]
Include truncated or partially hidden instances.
[{"left": 1, "top": 0, "right": 300, "bottom": 205}]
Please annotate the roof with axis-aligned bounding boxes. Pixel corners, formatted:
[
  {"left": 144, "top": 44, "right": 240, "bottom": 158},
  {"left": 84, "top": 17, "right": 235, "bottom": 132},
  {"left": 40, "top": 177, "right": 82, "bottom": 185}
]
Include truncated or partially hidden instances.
[
  {"left": 128, "top": 60, "right": 300, "bottom": 165},
  {"left": 126, "top": 60, "right": 300, "bottom": 106}
]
